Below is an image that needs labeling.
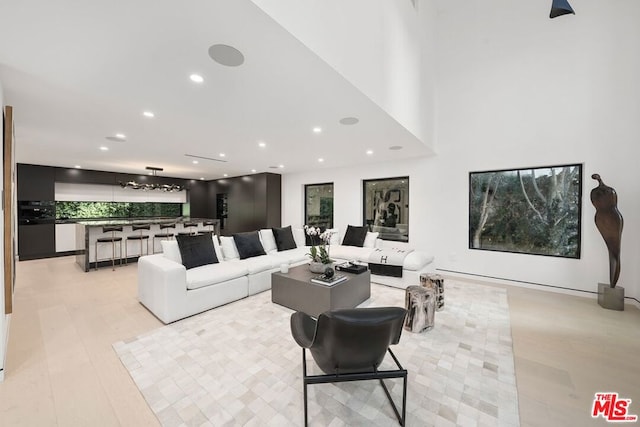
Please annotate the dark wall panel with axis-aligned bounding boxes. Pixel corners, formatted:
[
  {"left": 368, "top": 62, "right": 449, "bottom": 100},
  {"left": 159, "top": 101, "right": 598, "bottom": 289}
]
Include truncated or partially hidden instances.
[
  {"left": 18, "top": 224, "right": 55, "bottom": 260},
  {"left": 17, "top": 164, "right": 55, "bottom": 200}
]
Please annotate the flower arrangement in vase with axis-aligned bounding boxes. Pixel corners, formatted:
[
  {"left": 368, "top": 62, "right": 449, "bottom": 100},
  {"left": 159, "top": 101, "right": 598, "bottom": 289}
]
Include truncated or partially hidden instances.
[{"left": 304, "top": 225, "right": 334, "bottom": 273}]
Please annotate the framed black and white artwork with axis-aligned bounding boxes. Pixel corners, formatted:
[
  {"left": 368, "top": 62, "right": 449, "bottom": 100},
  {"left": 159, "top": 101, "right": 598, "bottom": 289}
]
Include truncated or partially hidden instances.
[{"left": 363, "top": 177, "right": 409, "bottom": 242}]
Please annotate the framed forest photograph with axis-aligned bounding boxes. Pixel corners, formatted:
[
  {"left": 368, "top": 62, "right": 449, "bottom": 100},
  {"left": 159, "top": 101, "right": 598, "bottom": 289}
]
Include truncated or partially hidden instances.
[{"left": 469, "top": 164, "right": 582, "bottom": 258}]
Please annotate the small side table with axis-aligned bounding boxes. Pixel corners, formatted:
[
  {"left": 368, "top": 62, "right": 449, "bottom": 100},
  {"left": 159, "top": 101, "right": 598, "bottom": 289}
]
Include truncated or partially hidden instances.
[
  {"left": 404, "top": 286, "right": 435, "bottom": 333},
  {"left": 420, "top": 273, "right": 445, "bottom": 311}
]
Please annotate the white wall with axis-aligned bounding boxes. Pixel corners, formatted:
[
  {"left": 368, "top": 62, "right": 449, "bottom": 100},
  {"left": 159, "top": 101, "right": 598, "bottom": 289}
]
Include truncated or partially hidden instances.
[
  {"left": 282, "top": 157, "right": 437, "bottom": 250},
  {"left": 431, "top": 0, "right": 640, "bottom": 299},
  {"left": 283, "top": 0, "right": 640, "bottom": 300},
  {"left": 251, "top": 0, "right": 436, "bottom": 152}
]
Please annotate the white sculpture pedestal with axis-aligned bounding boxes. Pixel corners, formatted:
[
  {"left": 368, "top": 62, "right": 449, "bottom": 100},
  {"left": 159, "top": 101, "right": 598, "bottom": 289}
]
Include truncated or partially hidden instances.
[{"left": 597, "top": 283, "right": 624, "bottom": 311}]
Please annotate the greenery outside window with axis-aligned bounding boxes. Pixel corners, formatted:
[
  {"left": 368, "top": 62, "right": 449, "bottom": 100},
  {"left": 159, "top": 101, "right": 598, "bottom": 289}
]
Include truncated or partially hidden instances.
[{"left": 56, "top": 201, "right": 182, "bottom": 220}]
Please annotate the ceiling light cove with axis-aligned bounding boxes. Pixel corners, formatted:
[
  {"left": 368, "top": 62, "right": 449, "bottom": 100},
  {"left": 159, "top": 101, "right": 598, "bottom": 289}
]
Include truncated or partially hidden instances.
[
  {"left": 312, "top": 127, "right": 322, "bottom": 134},
  {"left": 143, "top": 111, "right": 155, "bottom": 118},
  {"left": 208, "top": 44, "right": 245, "bottom": 67},
  {"left": 189, "top": 74, "right": 204, "bottom": 83}
]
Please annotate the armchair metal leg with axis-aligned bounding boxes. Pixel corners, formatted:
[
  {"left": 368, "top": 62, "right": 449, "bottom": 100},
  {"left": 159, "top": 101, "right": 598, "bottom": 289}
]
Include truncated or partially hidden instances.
[
  {"left": 302, "top": 348, "right": 308, "bottom": 427},
  {"left": 300, "top": 347, "right": 406, "bottom": 426}
]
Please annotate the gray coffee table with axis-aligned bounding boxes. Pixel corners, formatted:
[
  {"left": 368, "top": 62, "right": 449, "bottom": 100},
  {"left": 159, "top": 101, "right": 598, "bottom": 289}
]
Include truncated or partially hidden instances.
[{"left": 271, "top": 264, "right": 371, "bottom": 317}]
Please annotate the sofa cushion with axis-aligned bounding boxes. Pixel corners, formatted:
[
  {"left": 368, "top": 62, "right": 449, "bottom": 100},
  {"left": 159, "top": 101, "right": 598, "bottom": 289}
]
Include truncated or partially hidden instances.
[
  {"left": 220, "top": 236, "right": 240, "bottom": 260},
  {"left": 272, "top": 226, "right": 297, "bottom": 251},
  {"left": 342, "top": 225, "right": 368, "bottom": 247},
  {"left": 230, "top": 255, "right": 277, "bottom": 274},
  {"left": 259, "top": 229, "right": 277, "bottom": 253},
  {"left": 175, "top": 233, "right": 218, "bottom": 269},
  {"left": 363, "top": 231, "right": 379, "bottom": 248},
  {"left": 403, "top": 251, "right": 435, "bottom": 271},
  {"left": 186, "top": 262, "right": 249, "bottom": 290},
  {"left": 233, "top": 231, "right": 267, "bottom": 259},
  {"left": 329, "top": 245, "right": 374, "bottom": 263},
  {"left": 269, "top": 247, "right": 308, "bottom": 264}
]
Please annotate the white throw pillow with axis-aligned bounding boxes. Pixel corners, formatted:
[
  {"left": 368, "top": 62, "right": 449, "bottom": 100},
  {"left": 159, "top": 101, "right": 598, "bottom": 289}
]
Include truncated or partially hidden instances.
[
  {"left": 219, "top": 236, "right": 240, "bottom": 260},
  {"left": 259, "top": 229, "right": 277, "bottom": 253},
  {"left": 293, "top": 228, "right": 306, "bottom": 247},
  {"left": 327, "top": 228, "right": 340, "bottom": 245},
  {"left": 161, "top": 240, "right": 182, "bottom": 264},
  {"left": 363, "top": 231, "right": 379, "bottom": 248},
  {"left": 212, "top": 235, "right": 224, "bottom": 261}
]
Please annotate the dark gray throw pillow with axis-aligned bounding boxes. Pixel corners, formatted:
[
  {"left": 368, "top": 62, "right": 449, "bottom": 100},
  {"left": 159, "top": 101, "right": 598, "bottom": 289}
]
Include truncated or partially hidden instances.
[
  {"left": 175, "top": 233, "right": 218, "bottom": 269},
  {"left": 272, "top": 226, "right": 297, "bottom": 251},
  {"left": 342, "top": 225, "right": 368, "bottom": 247},
  {"left": 233, "top": 231, "right": 267, "bottom": 259}
]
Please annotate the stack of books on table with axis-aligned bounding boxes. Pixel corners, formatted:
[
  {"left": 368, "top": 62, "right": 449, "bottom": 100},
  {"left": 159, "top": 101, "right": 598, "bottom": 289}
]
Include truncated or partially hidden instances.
[{"left": 310, "top": 273, "right": 348, "bottom": 286}]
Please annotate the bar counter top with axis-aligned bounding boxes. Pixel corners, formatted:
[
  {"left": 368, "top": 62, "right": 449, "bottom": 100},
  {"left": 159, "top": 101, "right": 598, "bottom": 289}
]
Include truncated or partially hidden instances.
[
  {"left": 62, "top": 217, "right": 217, "bottom": 227},
  {"left": 75, "top": 218, "right": 220, "bottom": 271}
]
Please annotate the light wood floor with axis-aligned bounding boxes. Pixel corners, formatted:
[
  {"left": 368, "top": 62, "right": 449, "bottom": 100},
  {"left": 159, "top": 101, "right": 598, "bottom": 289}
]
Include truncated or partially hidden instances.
[{"left": 0, "top": 256, "right": 638, "bottom": 426}]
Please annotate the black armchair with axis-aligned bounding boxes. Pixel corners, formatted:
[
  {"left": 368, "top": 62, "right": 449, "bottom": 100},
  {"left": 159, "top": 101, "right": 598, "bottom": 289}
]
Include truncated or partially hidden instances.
[{"left": 290, "top": 307, "right": 408, "bottom": 426}]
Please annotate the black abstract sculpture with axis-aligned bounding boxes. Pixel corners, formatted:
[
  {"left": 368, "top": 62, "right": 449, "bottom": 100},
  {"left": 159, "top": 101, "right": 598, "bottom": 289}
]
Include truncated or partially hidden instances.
[
  {"left": 590, "top": 174, "right": 623, "bottom": 287},
  {"left": 550, "top": 0, "right": 575, "bottom": 19}
]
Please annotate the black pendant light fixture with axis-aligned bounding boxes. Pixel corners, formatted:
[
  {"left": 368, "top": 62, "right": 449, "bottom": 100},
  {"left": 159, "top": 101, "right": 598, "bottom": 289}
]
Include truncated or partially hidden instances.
[
  {"left": 119, "top": 166, "right": 185, "bottom": 192},
  {"left": 550, "top": 0, "right": 575, "bottom": 18}
]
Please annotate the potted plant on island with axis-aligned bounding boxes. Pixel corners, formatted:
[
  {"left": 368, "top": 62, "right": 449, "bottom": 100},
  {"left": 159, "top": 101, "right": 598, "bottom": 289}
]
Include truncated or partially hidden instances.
[{"left": 304, "top": 225, "right": 334, "bottom": 273}]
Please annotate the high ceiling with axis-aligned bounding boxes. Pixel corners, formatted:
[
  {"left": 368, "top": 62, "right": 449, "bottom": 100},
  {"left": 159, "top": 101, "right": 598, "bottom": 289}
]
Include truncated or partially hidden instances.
[{"left": 0, "top": 0, "right": 432, "bottom": 180}]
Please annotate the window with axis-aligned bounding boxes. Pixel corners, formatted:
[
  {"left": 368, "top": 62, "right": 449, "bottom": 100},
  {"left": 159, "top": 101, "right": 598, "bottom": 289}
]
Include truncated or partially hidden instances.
[{"left": 304, "top": 183, "right": 334, "bottom": 228}]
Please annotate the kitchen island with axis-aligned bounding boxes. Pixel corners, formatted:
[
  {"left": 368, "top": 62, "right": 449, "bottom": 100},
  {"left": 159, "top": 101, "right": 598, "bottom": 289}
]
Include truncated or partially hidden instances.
[{"left": 75, "top": 218, "right": 220, "bottom": 271}]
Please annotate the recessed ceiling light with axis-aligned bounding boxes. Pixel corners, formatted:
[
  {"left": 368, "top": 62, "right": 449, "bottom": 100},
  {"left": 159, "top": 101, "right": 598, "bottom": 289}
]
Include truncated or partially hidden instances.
[
  {"left": 74, "top": 165, "right": 81, "bottom": 169},
  {"left": 366, "top": 150, "right": 373, "bottom": 155},
  {"left": 339, "top": 117, "right": 359, "bottom": 125},
  {"left": 148, "top": 172, "right": 153, "bottom": 175},
  {"left": 219, "top": 153, "right": 226, "bottom": 157},
  {"left": 115, "top": 133, "right": 126, "bottom": 139},
  {"left": 279, "top": 164, "right": 284, "bottom": 169},
  {"left": 200, "top": 177, "right": 205, "bottom": 180},
  {"left": 192, "top": 160, "right": 199, "bottom": 164},
  {"left": 223, "top": 173, "right": 228, "bottom": 177},
  {"left": 99, "top": 146, "right": 109, "bottom": 151},
  {"left": 143, "top": 111, "right": 155, "bottom": 118},
  {"left": 258, "top": 141, "right": 266, "bottom": 148},
  {"left": 313, "top": 127, "right": 322, "bottom": 134},
  {"left": 389, "top": 145, "right": 403, "bottom": 151},
  {"left": 208, "top": 44, "right": 245, "bottom": 67},
  {"left": 318, "top": 158, "right": 324, "bottom": 162},
  {"left": 251, "top": 169, "right": 256, "bottom": 173},
  {"left": 190, "top": 74, "right": 204, "bottom": 83}
]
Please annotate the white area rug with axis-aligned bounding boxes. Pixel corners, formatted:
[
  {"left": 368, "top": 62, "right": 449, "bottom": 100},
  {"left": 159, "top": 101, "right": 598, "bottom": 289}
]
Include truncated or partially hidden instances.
[{"left": 113, "top": 282, "right": 520, "bottom": 426}]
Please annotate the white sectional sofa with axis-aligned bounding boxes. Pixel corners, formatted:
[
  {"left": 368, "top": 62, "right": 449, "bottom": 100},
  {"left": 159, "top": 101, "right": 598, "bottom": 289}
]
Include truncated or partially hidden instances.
[{"left": 137, "top": 227, "right": 434, "bottom": 323}]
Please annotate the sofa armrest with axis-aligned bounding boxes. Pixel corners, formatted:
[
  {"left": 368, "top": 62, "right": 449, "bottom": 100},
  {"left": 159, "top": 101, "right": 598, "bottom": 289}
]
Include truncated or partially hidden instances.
[{"left": 137, "top": 254, "right": 187, "bottom": 324}]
